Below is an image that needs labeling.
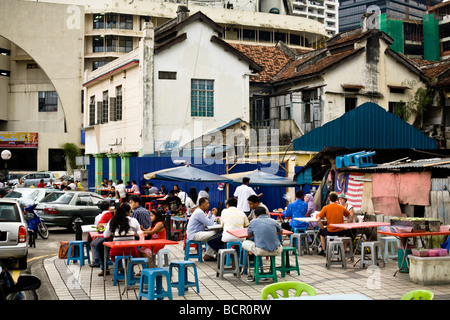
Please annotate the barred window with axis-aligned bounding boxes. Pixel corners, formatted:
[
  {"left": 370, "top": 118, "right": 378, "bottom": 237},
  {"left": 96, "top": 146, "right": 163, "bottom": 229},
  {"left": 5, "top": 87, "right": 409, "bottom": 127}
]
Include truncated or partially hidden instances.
[
  {"left": 102, "top": 91, "right": 109, "bottom": 124},
  {"left": 191, "top": 79, "right": 214, "bottom": 117},
  {"left": 89, "top": 96, "right": 96, "bottom": 126},
  {"left": 116, "top": 86, "right": 123, "bottom": 121}
]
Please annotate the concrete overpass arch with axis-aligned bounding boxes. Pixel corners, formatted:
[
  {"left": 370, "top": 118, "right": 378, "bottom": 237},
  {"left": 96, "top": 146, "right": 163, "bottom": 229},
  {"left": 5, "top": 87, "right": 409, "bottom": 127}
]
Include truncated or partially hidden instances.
[{"left": 0, "top": 0, "right": 85, "bottom": 170}]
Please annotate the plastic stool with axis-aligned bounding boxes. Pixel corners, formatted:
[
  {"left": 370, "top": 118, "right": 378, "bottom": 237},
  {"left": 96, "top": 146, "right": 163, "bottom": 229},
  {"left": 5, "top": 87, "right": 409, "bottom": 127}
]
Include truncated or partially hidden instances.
[
  {"left": 184, "top": 240, "right": 203, "bottom": 262},
  {"left": 254, "top": 255, "right": 277, "bottom": 284},
  {"left": 157, "top": 248, "right": 172, "bottom": 268},
  {"left": 338, "top": 237, "right": 354, "bottom": 262},
  {"left": 360, "top": 241, "right": 384, "bottom": 268},
  {"left": 113, "top": 255, "right": 131, "bottom": 286},
  {"left": 306, "top": 230, "right": 320, "bottom": 252},
  {"left": 381, "top": 236, "right": 400, "bottom": 264},
  {"left": 126, "top": 257, "right": 149, "bottom": 286},
  {"left": 326, "top": 241, "right": 346, "bottom": 269},
  {"left": 169, "top": 261, "right": 200, "bottom": 296},
  {"left": 225, "top": 241, "right": 242, "bottom": 267},
  {"left": 145, "top": 202, "right": 154, "bottom": 211},
  {"left": 354, "top": 151, "right": 376, "bottom": 168},
  {"left": 276, "top": 247, "right": 300, "bottom": 278},
  {"left": 216, "top": 248, "right": 241, "bottom": 280},
  {"left": 67, "top": 240, "right": 90, "bottom": 266},
  {"left": 138, "top": 268, "right": 172, "bottom": 300},
  {"left": 343, "top": 151, "right": 366, "bottom": 167},
  {"left": 289, "top": 233, "right": 309, "bottom": 256}
]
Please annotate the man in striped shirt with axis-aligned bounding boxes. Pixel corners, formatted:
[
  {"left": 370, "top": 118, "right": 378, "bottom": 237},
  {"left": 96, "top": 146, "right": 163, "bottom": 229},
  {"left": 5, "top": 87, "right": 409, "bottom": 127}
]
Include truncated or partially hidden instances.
[{"left": 220, "top": 198, "right": 249, "bottom": 242}]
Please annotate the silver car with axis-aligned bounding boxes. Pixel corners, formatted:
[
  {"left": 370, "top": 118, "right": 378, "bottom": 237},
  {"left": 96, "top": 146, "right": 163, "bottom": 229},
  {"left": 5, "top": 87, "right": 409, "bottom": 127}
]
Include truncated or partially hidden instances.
[
  {"left": 35, "top": 191, "right": 105, "bottom": 232},
  {"left": 0, "top": 199, "right": 28, "bottom": 269},
  {"left": 4, "top": 188, "right": 59, "bottom": 207}
]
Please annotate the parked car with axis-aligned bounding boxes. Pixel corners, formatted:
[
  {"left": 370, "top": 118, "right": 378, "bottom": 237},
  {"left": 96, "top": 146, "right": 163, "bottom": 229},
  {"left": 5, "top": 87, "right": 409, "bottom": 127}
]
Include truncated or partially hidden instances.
[
  {"left": 8, "top": 172, "right": 67, "bottom": 187},
  {"left": 3, "top": 188, "right": 61, "bottom": 207},
  {"left": 0, "top": 199, "right": 28, "bottom": 269},
  {"left": 35, "top": 191, "right": 105, "bottom": 232}
]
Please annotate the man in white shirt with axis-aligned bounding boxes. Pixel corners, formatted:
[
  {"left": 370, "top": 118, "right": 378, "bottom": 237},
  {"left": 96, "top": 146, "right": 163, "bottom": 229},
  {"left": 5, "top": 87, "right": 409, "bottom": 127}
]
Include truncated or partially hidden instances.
[
  {"left": 220, "top": 198, "right": 249, "bottom": 242},
  {"left": 233, "top": 177, "right": 261, "bottom": 215},
  {"left": 115, "top": 179, "right": 127, "bottom": 200},
  {"left": 67, "top": 179, "right": 76, "bottom": 190}
]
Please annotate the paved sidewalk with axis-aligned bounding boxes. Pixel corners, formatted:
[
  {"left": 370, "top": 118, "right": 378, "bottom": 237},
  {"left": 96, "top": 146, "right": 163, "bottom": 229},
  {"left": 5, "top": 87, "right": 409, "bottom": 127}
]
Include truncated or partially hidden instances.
[{"left": 41, "top": 239, "right": 450, "bottom": 301}]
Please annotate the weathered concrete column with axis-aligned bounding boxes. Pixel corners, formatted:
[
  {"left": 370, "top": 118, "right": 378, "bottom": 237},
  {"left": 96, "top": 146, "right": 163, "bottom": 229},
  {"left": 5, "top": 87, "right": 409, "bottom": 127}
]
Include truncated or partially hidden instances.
[{"left": 140, "top": 21, "right": 154, "bottom": 156}]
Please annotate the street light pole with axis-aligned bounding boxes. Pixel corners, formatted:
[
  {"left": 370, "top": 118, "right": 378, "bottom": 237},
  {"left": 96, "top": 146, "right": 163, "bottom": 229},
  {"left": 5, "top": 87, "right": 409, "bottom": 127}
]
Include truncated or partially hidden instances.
[{"left": 1, "top": 149, "right": 11, "bottom": 183}]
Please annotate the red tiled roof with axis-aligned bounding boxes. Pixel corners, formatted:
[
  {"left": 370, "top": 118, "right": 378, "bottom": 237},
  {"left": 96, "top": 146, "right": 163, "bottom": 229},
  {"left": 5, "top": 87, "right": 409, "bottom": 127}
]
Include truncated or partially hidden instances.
[
  {"left": 420, "top": 61, "right": 450, "bottom": 79},
  {"left": 229, "top": 43, "right": 307, "bottom": 83},
  {"left": 274, "top": 48, "right": 364, "bottom": 82}
]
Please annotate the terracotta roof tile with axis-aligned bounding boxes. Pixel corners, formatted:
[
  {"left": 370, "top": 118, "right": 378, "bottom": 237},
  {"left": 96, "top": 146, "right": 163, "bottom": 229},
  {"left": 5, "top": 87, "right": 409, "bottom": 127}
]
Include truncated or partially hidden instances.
[
  {"left": 229, "top": 43, "right": 307, "bottom": 83},
  {"left": 420, "top": 61, "right": 450, "bottom": 80},
  {"left": 274, "top": 48, "right": 364, "bottom": 82}
]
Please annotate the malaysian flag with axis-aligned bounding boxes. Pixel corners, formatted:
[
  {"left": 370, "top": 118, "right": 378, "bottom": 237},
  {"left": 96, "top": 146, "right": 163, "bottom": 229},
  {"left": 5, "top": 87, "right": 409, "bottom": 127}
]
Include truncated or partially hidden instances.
[
  {"left": 335, "top": 171, "right": 364, "bottom": 212},
  {"left": 346, "top": 173, "right": 365, "bottom": 212}
]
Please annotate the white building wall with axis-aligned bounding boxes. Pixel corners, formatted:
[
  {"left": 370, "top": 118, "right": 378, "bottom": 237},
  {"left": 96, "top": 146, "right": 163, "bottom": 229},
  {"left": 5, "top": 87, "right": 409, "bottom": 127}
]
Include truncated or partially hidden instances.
[
  {"left": 153, "top": 22, "right": 251, "bottom": 150},
  {"left": 83, "top": 50, "right": 141, "bottom": 155}
]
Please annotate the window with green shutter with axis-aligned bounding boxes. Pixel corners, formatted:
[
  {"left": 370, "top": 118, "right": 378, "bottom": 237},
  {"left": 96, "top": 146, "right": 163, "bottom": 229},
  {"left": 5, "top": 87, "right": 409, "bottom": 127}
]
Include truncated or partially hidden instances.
[{"left": 191, "top": 79, "right": 214, "bottom": 117}]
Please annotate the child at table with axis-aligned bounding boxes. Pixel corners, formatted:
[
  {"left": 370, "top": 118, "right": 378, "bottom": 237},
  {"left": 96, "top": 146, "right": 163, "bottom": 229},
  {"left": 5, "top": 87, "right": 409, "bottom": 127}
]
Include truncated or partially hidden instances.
[{"left": 139, "top": 207, "right": 167, "bottom": 265}]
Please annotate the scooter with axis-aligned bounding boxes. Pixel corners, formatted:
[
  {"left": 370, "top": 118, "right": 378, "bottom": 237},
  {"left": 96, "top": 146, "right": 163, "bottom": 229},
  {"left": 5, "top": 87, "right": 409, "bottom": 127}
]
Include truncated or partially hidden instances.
[
  {"left": 0, "top": 262, "right": 41, "bottom": 300},
  {"left": 25, "top": 205, "right": 49, "bottom": 247}
]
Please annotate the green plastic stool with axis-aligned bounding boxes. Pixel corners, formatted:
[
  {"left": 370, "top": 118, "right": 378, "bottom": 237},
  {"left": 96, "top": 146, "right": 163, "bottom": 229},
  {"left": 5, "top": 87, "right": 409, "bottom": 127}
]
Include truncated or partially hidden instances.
[
  {"left": 261, "top": 281, "right": 316, "bottom": 299},
  {"left": 276, "top": 247, "right": 300, "bottom": 278},
  {"left": 254, "top": 255, "right": 277, "bottom": 285},
  {"left": 401, "top": 290, "right": 434, "bottom": 300}
]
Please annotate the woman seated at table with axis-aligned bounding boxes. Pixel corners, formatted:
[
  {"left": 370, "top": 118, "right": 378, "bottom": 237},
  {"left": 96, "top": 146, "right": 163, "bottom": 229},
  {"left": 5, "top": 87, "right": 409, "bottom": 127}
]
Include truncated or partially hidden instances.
[
  {"left": 103, "top": 202, "right": 142, "bottom": 262},
  {"left": 138, "top": 207, "right": 167, "bottom": 266}
]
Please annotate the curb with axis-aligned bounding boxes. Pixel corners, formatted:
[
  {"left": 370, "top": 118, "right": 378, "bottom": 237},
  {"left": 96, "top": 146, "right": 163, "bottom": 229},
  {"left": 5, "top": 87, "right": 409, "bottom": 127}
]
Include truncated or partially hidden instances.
[{"left": 30, "top": 257, "right": 59, "bottom": 300}]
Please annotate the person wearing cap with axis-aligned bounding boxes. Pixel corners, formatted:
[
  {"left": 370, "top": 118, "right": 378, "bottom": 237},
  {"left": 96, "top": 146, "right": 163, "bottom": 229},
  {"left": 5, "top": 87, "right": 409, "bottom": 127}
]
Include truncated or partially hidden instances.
[
  {"left": 316, "top": 191, "right": 353, "bottom": 256},
  {"left": 338, "top": 193, "right": 354, "bottom": 220}
]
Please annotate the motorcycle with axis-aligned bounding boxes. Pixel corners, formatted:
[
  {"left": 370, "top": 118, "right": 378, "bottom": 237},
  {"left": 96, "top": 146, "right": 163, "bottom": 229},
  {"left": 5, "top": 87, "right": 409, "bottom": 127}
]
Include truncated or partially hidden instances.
[
  {"left": 25, "top": 205, "right": 49, "bottom": 247},
  {"left": 0, "top": 262, "right": 41, "bottom": 300}
]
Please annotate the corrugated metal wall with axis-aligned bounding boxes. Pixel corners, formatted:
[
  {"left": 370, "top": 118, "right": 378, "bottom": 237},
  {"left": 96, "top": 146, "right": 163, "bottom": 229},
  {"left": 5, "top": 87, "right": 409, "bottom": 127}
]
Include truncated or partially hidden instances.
[{"left": 89, "top": 156, "right": 294, "bottom": 211}]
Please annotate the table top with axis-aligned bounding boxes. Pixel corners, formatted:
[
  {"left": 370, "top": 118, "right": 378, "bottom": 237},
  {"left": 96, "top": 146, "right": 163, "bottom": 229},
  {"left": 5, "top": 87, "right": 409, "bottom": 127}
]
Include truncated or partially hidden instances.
[
  {"left": 207, "top": 224, "right": 223, "bottom": 230},
  {"left": 226, "top": 227, "right": 293, "bottom": 239},
  {"left": 378, "top": 230, "right": 450, "bottom": 238},
  {"left": 282, "top": 293, "right": 371, "bottom": 300},
  {"left": 171, "top": 216, "right": 188, "bottom": 222},
  {"left": 294, "top": 217, "right": 321, "bottom": 223},
  {"left": 103, "top": 239, "right": 178, "bottom": 249},
  {"left": 330, "top": 222, "right": 390, "bottom": 230},
  {"left": 81, "top": 224, "right": 96, "bottom": 233},
  {"left": 270, "top": 212, "right": 284, "bottom": 216}
]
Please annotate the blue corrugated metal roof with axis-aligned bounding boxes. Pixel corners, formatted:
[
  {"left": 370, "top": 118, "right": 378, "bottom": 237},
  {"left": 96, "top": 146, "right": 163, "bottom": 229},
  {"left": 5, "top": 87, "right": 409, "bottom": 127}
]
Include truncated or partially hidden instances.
[{"left": 293, "top": 102, "right": 439, "bottom": 152}]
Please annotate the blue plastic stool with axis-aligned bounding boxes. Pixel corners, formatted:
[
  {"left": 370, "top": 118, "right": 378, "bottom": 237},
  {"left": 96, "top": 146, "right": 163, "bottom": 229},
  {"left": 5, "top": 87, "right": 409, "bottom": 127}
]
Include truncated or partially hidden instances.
[
  {"left": 184, "top": 240, "right": 203, "bottom": 262},
  {"left": 138, "top": 268, "right": 172, "bottom": 300},
  {"left": 343, "top": 151, "right": 366, "bottom": 167},
  {"left": 169, "top": 260, "right": 200, "bottom": 296},
  {"left": 113, "top": 255, "right": 131, "bottom": 286},
  {"left": 355, "top": 151, "right": 376, "bottom": 168},
  {"left": 67, "top": 241, "right": 90, "bottom": 266},
  {"left": 225, "top": 241, "right": 242, "bottom": 267},
  {"left": 126, "top": 257, "right": 149, "bottom": 286}
]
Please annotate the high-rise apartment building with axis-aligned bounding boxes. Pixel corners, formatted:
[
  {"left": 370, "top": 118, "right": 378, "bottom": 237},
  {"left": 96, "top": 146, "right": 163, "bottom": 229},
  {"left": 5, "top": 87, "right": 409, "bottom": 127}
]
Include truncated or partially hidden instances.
[
  {"left": 339, "top": 0, "right": 441, "bottom": 32},
  {"left": 292, "top": 0, "right": 340, "bottom": 35}
]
